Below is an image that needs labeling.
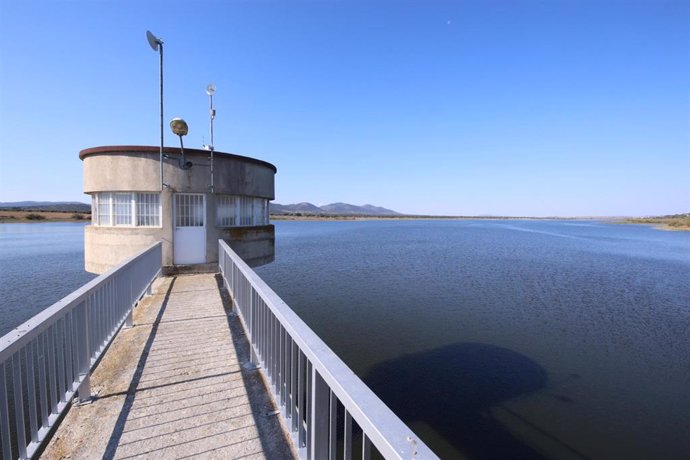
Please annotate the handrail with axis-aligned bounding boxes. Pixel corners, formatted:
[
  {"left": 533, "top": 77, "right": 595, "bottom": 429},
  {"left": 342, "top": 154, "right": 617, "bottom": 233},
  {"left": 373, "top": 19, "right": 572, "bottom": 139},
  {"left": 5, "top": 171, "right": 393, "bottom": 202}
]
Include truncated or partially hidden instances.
[
  {"left": 0, "top": 242, "right": 162, "bottom": 459},
  {"left": 218, "top": 240, "right": 438, "bottom": 459}
]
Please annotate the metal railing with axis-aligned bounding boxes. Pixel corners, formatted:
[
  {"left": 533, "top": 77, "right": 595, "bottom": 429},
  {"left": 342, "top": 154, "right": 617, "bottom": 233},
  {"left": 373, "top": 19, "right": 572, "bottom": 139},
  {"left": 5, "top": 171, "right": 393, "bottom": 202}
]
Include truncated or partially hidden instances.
[
  {"left": 0, "top": 242, "right": 162, "bottom": 459},
  {"left": 218, "top": 240, "right": 438, "bottom": 460}
]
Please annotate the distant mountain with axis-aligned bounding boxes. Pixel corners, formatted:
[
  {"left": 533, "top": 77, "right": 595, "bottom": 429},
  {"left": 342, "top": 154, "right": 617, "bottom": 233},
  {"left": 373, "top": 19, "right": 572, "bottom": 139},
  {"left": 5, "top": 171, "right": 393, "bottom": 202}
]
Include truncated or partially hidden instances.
[
  {"left": 320, "top": 202, "right": 400, "bottom": 216},
  {"left": 270, "top": 202, "right": 400, "bottom": 216},
  {"left": 0, "top": 201, "right": 90, "bottom": 212},
  {"left": 286, "top": 202, "right": 324, "bottom": 213}
]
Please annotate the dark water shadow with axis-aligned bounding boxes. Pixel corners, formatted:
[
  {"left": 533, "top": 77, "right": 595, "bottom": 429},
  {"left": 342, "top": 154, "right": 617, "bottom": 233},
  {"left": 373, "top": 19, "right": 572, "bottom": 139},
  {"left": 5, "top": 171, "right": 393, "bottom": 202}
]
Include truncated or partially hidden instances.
[{"left": 365, "top": 342, "right": 548, "bottom": 460}]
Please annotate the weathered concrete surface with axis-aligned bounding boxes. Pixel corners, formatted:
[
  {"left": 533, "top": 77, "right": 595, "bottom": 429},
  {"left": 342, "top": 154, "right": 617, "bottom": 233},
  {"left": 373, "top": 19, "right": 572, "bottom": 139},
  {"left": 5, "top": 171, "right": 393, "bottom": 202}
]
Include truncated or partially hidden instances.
[
  {"left": 84, "top": 226, "right": 165, "bottom": 274},
  {"left": 82, "top": 148, "right": 275, "bottom": 198},
  {"left": 43, "top": 274, "right": 297, "bottom": 459},
  {"left": 82, "top": 146, "right": 276, "bottom": 274},
  {"left": 221, "top": 225, "right": 275, "bottom": 268}
]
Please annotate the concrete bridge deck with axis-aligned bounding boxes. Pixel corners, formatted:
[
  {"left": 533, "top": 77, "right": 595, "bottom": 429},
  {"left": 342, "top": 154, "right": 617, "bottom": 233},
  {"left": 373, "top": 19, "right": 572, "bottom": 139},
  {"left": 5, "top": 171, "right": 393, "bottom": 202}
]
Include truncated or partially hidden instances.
[{"left": 43, "top": 274, "right": 296, "bottom": 459}]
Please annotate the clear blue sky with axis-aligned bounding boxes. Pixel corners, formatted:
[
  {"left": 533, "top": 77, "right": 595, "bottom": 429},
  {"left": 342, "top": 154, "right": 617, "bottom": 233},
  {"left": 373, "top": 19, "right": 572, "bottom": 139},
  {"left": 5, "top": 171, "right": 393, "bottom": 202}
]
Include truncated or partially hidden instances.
[{"left": 0, "top": 0, "right": 688, "bottom": 216}]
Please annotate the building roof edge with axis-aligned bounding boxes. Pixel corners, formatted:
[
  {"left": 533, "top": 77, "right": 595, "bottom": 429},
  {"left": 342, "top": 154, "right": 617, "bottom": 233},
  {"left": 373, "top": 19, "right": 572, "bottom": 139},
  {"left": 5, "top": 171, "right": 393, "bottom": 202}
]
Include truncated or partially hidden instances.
[{"left": 79, "top": 145, "right": 277, "bottom": 173}]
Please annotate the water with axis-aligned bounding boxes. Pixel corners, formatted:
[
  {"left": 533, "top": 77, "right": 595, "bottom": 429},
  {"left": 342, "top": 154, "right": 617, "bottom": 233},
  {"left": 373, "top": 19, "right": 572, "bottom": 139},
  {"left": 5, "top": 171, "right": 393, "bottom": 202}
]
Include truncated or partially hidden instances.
[
  {"left": 1, "top": 220, "right": 688, "bottom": 458},
  {"left": 0, "top": 223, "right": 95, "bottom": 337},
  {"left": 255, "top": 220, "right": 690, "bottom": 459}
]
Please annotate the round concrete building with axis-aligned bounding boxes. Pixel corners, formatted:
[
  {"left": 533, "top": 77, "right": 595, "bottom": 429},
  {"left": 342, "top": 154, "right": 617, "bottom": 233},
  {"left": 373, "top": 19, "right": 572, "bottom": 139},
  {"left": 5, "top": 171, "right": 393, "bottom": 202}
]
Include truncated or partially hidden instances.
[{"left": 81, "top": 145, "right": 275, "bottom": 274}]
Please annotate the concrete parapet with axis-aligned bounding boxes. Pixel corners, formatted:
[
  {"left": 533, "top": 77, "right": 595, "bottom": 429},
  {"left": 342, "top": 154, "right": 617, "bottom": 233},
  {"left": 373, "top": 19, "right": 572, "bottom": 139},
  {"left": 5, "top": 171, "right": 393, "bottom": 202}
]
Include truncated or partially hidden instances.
[
  {"left": 85, "top": 226, "right": 164, "bottom": 274},
  {"left": 220, "top": 225, "right": 276, "bottom": 267}
]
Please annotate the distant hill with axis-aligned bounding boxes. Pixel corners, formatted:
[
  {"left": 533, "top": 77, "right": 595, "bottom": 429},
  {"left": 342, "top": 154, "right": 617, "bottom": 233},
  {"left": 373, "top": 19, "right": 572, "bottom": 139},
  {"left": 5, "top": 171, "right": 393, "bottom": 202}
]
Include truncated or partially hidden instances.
[
  {"left": 0, "top": 201, "right": 91, "bottom": 212},
  {"left": 0, "top": 200, "right": 399, "bottom": 216},
  {"left": 270, "top": 202, "right": 400, "bottom": 216}
]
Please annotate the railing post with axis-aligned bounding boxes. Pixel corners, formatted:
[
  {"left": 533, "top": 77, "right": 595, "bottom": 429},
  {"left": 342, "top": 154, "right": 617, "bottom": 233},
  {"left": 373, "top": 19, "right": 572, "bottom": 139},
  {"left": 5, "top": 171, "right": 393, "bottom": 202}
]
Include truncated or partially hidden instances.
[
  {"left": 249, "top": 287, "right": 259, "bottom": 366},
  {"left": 124, "top": 309, "right": 133, "bottom": 329},
  {"left": 0, "top": 363, "right": 11, "bottom": 460},
  {"left": 310, "top": 367, "right": 330, "bottom": 459},
  {"left": 125, "top": 266, "right": 138, "bottom": 328},
  {"left": 77, "top": 301, "right": 92, "bottom": 404}
]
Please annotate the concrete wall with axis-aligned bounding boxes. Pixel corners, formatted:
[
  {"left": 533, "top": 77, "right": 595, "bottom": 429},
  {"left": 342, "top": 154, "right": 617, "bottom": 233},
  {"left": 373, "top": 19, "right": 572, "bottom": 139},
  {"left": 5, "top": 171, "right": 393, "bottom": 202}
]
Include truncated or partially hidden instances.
[
  {"left": 218, "top": 225, "right": 275, "bottom": 267},
  {"left": 82, "top": 146, "right": 276, "bottom": 274},
  {"left": 83, "top": 146, "right": 275, "bottom": 199},
  {"left": 85, "top": 226, "right": 164, "bottom": 274}
]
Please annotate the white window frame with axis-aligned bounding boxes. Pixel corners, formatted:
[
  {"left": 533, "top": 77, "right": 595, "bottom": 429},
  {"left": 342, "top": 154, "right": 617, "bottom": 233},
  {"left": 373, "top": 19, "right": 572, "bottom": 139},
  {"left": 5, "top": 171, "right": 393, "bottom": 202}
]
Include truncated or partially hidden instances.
[
  {"left": 136, "top": 193, "right": 162, "bottom": 227},
  {"left": 91, "top": 192, "right": 162, "bottom": 228},
  {"left": 113, "top": 193, "right": 133, "bottom": 226},
  {"left": 216, "top": 195, "right": 238, "bottom": 227},
  {"left": 97, "top": 192, "right": 112, "bottom": 226},
  {"left": 215, "top": 195, "right": 269, "bottom": 228}
]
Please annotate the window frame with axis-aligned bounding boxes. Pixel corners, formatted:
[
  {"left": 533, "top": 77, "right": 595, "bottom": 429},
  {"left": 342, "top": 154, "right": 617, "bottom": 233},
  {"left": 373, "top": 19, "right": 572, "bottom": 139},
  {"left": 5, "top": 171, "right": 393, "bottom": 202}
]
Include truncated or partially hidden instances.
[
  {"left": 216, "top": 194, "right": 269, "bottom": 228},
  {"left": 90, "top": 192, "right": 162, "bottom": 228}
]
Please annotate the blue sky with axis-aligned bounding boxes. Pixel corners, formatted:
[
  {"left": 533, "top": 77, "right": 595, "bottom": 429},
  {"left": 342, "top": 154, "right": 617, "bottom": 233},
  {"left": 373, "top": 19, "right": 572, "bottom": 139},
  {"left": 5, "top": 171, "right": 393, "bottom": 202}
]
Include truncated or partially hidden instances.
[{"left": 0, "top": 0, "right": 688, "bottom": 216}]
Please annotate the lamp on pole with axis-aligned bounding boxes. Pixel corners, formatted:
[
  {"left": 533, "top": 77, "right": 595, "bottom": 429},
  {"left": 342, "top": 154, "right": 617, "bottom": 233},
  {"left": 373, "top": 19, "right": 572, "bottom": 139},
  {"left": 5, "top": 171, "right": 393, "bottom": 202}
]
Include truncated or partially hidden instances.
[
  {"left": 170, "top": 118, "right": 192, "bottom": 169},
  {"left": 146, "top": 30, "right": 164, "bottom": 190},
  {"left": 206, "top": 83, "right": 216, "bottom": 193}
]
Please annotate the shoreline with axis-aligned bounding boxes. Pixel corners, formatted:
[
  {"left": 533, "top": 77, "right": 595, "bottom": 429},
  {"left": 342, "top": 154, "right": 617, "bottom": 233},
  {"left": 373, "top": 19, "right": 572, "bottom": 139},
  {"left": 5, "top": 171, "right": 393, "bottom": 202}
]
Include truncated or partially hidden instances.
[
  {"left": 270, "top": 214, "right": 690, "bottom": 231},
  {"left": 2, "top": 210, "right": 687, "bottom": 231},
  {"left": 269, "top": 215, "right": 598, "bottom": 222},
  {"left": 0, "top": 210, "right": 90, "bottom": 223}
]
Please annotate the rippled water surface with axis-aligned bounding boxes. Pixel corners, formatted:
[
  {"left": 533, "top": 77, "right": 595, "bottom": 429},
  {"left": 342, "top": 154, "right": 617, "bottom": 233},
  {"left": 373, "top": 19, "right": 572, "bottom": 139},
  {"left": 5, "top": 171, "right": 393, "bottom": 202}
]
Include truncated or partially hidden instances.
[
  {"left": 0, "top": 223, "right": 94, "bottom": 337},
  {"left": 256, "top": 220, "right": 690, "bottom": 459},
  {"left": 1, "top": 220, "right": 688, "bottom": 459}
]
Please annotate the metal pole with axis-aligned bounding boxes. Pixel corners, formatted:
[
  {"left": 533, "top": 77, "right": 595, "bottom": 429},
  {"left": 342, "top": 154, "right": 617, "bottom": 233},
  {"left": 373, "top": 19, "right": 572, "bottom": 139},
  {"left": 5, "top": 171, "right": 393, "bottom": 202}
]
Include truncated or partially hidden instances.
[
  {"left": 178, "top": 135, "right": 186, "bottom": 167},
  {"left": 210, "top": 93, "right": 215, "bottom": 193},
  {"left": 210, "top": 94, "right": 214, "bottom": 148},
  {"left": 159, "top": 43, "right": 164, "bottom": 191}
]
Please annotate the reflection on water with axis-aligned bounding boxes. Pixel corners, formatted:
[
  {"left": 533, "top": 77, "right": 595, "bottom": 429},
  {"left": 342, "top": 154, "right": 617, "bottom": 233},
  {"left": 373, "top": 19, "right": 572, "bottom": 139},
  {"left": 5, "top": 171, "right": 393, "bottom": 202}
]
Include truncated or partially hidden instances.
[
  {"left": 367, "top": 343, "right": 549, "bottom": 459},
  {"left": 257, "top": 220, "right": 690, "bottom": 459}
]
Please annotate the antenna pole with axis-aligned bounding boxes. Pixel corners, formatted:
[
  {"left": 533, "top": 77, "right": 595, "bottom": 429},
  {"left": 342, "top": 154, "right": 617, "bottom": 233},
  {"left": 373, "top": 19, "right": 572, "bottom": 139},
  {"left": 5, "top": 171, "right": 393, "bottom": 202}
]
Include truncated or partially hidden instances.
[
  {"left": 159, "top": 42, "right": 164, "bottom": 190},
  {"left": 209, "top": 90, "right": 215, "bottom": 193}
]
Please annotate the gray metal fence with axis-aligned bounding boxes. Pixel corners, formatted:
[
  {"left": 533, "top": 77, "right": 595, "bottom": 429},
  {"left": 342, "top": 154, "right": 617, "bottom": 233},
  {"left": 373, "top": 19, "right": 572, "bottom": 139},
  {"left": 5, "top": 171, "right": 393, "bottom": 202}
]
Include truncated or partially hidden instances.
[
  {"left": 0, "top": 242, "right": 162, "bottom": 459},
  {"left": 218, "top": 240, "right": 438, "bottom": 460}
]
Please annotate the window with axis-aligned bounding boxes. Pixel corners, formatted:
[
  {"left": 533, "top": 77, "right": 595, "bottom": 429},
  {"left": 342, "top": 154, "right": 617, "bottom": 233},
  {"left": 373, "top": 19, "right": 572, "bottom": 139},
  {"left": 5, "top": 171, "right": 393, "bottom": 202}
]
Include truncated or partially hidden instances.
[
  {"left": 90, "top": 192, "right": 160, "bottom": 227},
  {"left": 91, "top": 195, "right": 98, "bottom": 225},
  {"left": 253, "top": 197, "right": 267, "bottom": 225},
  {"left": 216, "top": 195, "right": 268, "bottom": 227},
  {"left": 175, "top": 194, "right": 204, "bottom": 227},
  {"left": 113, "top": 193, "right": 132, "bottom": 226},
  {"left": 137, "top": 193, "right": 160, "bottom": 226},
  {"left": 216, "top": 195, "right": 237, "bottom": 227},
  {"left": 97, "top": 193, "right": 111, "bottom": 226},
  {"left": 239, "top": 196, "right": 253, "bottom": 226}
]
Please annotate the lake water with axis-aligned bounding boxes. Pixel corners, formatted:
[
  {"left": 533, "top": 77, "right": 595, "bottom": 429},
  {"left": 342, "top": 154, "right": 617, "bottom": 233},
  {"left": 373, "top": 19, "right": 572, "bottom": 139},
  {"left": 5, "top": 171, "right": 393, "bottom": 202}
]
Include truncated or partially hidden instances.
[
  {"left": 255, "top": 220, "right": 690, "bottom": 460},
  {"left": 1, "top": 220, "right": 688, "bottom": 459},
  {"left": 0, "top": 223, "right": 95, "bottom": 337}
]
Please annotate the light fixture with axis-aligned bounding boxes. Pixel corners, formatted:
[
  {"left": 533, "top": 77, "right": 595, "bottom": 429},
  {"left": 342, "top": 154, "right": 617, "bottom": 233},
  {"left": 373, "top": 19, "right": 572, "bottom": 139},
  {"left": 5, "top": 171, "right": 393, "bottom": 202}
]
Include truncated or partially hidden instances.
[
  {"left": 170, "top": 118, "right": 188, "bottom": 136},
  {"left": 170, "top": 118, "right": 192, "bottom": 169}
]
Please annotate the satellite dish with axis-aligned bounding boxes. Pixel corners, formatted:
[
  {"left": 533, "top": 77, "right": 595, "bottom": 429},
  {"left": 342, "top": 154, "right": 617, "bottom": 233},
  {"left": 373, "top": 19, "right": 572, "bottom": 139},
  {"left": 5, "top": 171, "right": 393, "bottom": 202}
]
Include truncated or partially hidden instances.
[
  {"left": 146, "top": 30, "right": 161, "bottom": 51},
  {"left": 206, "top": 83, "right": 216, "bottom": 96}
]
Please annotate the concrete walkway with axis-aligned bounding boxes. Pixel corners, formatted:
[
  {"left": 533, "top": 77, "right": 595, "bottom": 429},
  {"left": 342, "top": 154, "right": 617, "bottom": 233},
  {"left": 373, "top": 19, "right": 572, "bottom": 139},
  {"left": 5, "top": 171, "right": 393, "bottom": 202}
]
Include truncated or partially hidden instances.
[{"left": 43, "top": 274, "right": 296, "bottom": 460}]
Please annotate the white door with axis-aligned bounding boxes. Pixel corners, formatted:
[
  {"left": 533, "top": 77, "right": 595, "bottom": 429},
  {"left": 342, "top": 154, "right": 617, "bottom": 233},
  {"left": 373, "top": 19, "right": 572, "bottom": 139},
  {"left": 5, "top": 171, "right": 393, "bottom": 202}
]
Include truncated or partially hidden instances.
[{"left": 174, "top": 193, "right": 206, "bottom": 264}]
